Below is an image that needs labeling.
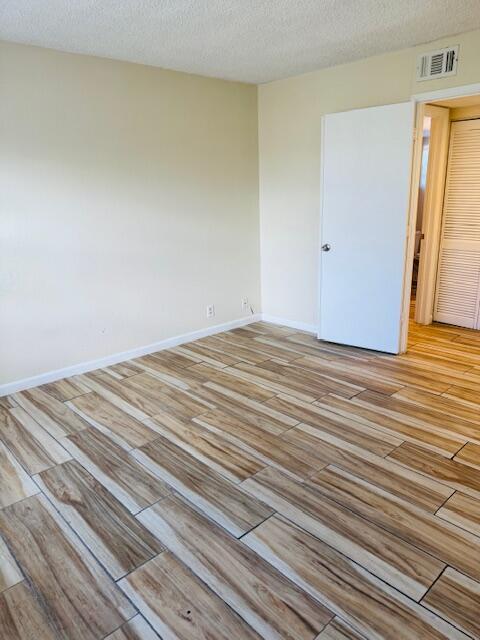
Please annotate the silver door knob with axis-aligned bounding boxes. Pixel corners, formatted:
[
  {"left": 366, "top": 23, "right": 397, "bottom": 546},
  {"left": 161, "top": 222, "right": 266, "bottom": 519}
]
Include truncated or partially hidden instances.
[{"left": 322, "top": 243, "right": 331, "bottom": 252}]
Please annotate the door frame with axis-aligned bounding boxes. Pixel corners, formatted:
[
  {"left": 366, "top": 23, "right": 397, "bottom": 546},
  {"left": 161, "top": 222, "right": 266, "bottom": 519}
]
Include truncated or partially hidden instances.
[
  {"left": 414, "top": 104, "right": 450, "bottom": 326},
  {"left": 399, "top": 82, "right": 480, "bottom": 352}
]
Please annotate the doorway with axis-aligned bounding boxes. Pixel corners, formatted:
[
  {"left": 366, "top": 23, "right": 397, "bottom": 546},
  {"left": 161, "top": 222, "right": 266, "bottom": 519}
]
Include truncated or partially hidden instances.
[
  {"left": 409, "top": 92, "right": 480, "bottom": 342},
  {"left": 317, "top": 84, "right": 480, "bottom": 356}
]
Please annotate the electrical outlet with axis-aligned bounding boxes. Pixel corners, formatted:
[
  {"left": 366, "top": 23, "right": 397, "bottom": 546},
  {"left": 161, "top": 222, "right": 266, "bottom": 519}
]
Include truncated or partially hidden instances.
[
  {"left": 241, "top": 297, "right": 249, "bottom": 312},
  {"left": 206, "top": 304, "right": 215, "bottom": 319}
]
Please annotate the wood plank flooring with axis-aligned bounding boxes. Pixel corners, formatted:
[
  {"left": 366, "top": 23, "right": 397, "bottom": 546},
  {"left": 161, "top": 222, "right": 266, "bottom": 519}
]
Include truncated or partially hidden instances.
[{"left": 1, "top": 318, "right": 480, "bottom": 639}]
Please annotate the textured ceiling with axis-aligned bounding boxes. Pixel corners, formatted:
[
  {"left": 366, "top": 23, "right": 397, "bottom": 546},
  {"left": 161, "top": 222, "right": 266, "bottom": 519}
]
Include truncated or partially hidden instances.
[{"left": 1, "top": 0, "right": 480, "bottom": 83}]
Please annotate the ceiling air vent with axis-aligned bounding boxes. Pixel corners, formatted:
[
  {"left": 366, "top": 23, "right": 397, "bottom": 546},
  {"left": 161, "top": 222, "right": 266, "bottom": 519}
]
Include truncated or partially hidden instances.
[{"left": 416, "top": 45, "right": 458, "bottom": 81}]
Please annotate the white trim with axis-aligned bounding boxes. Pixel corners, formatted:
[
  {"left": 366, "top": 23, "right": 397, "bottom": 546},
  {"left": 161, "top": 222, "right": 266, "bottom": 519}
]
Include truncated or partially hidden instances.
[
  {"left": 414, "top": 104, "right": 450, "bottom": 326},
  {"left": 317, "top": 115, "right": 326, "bottom": 339},
  {"left": 261, "top": 314, "right": 316, "bottom": 333},
  {"left": 399, "top": 103, "right": 425, "bottom": 352},
  {"left": 0, "top": 314, "right": 261, "bottom": 396},
  {"left": 412, "top": 82, "right": 480, "bottom": 104}
]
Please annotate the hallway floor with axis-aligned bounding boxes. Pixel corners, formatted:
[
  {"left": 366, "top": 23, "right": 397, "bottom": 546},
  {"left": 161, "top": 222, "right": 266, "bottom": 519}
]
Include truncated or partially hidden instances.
[{"left": 1, "top": 320, "right": 480, "bottom": 639}]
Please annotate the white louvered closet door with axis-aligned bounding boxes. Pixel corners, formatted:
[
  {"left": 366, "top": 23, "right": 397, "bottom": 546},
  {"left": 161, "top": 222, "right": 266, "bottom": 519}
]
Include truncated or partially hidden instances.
[{"left": 433, "top": 119, "right": 480, "bottom": 329}]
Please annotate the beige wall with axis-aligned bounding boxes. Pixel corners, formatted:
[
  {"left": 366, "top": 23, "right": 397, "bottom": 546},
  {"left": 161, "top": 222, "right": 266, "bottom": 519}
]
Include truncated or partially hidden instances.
[
  {"left": 3, "top": 29, "right": 480, "bottom": 386},
  {"left": 0, "top": 42, "right": 259, "bottom": 386},
  {"left": 259, "top": 28, "right": 480, "bottom": 329}
]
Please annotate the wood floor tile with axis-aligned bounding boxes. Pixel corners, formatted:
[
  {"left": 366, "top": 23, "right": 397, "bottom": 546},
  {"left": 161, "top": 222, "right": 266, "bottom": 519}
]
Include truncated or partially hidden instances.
[
  {"left": 125, "top": 373, "right": 212, "bottom": 420},
  {"left": 288, "top": 355, "right": 403, "bottom": 395},
  {"left": 405, "top": 335, "right": 480, "bottom": 360},
  {"left": 150, "top": 347, "right": 201, "bottom": 368},
  {"left": 78, "top": 371, "right": 152, "bottom": 421},
  {"left": 256, "top": 334, "right": 352, "bottom": 361},
  {"left": 37, "top": 376, "right": 91, "bottom": 402},
  {"left": 200, "top": 334, "right": 272, "bottom": 364},
  {"left": 0, "top": 407, "right": 71, "bottom": 474},
  {"left": 455, "top": 333, "right": 480, "bottom": 345},
  {"left": 315, "top": 355, "right": 450, "bottom": 394},
  {"left": 67, "top": 391, "right": 161, "bottom": 450},
  {"left": 316, "top": 618, "right": 366, "bottom": 639},
  {"left": 103, "top": 367, "right": 144, "bottom": 380},
  {"left": 283, "top": 331, "right": 376, "bottom": 358},
  {"left": 388, "top": 442, "right": 480, "bottom": 500},
  {"left": 241, "top": 467, "right": 444, "bottom": 600},
  {"left": 413, "top": 341, "right": 480, "bottom": 367},
  {"left": 354, "top": 357, "right": 464, "bottom": 394},
  {"left": 242, "top": 514, "right": 469, "bottom": 640},
  {"left": 266, "top": 395, "right": 402, "bottom": 456},
  {"left": 106, "top": 361, "right": 145, "bottom": 379},
  {"left": 354, "top": 390, "right": 480, "bottom": 445},
  {"left": 104, "top": 615, "right": 160, "bottom": 640},
  {"left": 62, "top": 428, "right": 170, "bottom": 513},
  {"left": 316, "top": 394, "right": 465, "bottom": 456},
  {"left": 446, "top": 370, "right": 480, "bottom": 394},
  {"left": 0, "top": 495, "right": 135, "bottom": 640},
  {"left": 193, "top": 383, "right": 297, "bottom": 431},
  {"left": 188, "top": 390, "right": 286, "bottom": 437},
  {"left": 0, "top": 395, "right": 17, "bottom": 410},
  {"left": 256, "top": 360, "right": 364, "bottom": 399},
  {"left": 138, "top": 495, "right": 333, "bottom": 639},
  {"left": 132, "top": 436, "right": 272, "bottom": 537},
  {"left": 437, "top": 492, "right": 480, "bottom": 537},
  {"left": 309, "top": 466, "right": 480, "bottom": 581},
  {"left": 398, "top": 348, "right": 472, "bottom": 373},
  {"left": 82, "top": 370, "right": 211, "bottom": 422},
  {"left": 36, "top": 460, "right": 163, "bottom": 579},
  {"left": 422, "top": 568, "right": 480, "bottom": 638},
  {"left": 144, "top": 413, "right": 264, "bottom": 483},
  {"left": 0, "top": 535, "right": 23, "bottom": 593},
  {"left": 0, "top": 439, "right": 39, "bottom": 507},
  {"left": 284, "top": 425, "right": 453, "bottom": 512},
  {"left": 119, "top": 551, "right": 261, "bottom": 640},
  {"left": 241, "top": 321, "right": 298, "bottom": 338},
  {"left": 188, "top": 362, "right": 277, "bottom": 401},
  {"left": 213, "top": 330, "right": 302, "bottom": 362},
  {"left": 229, "top": 361, "right": 326, "bottom": 402},
  {"left": 176, "top": 341, "right": 241, "bottom": 367},
  {"left": 393, "top": 386, "right": 480, "bottom": 427},
  {"left": 444, "top": 385, "right": 480, "bottom": 407},
  {"left": 0, "top": 581, "right": 57, "bottom": 640},
  {"left": 195, "top": 409, "right": 328, "bottom": 480},
  {"left": 454, "top": 441, "right": 480, "bottom": 469},
  {"left": 4, "top": 317, "right": 480, "bottom": 638},
  {"left": 13, "top": 387, "right": 89, "bottom": 438},
  {"left": 131, "top": 355, "right": 194, "bottom": 390}
]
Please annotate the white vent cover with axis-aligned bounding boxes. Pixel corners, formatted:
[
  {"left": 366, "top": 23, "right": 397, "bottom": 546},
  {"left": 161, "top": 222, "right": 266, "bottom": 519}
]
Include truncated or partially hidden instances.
[{"left": 416, "top": 45, "right": 458, "bottom": 81}]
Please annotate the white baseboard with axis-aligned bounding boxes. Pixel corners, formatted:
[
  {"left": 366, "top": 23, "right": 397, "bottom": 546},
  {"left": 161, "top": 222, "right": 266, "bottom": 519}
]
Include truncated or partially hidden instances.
[
  {"left": 261, "top": 314, "right": 316, "bottom": 334},
  {"left": 0, "top": 314, "right": 262, "bottom": 397}
]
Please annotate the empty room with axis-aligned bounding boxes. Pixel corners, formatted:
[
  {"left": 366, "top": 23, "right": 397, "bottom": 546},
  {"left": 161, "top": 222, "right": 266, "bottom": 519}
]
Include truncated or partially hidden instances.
[{"left": 2, "top": 1, "right": 480, "bottom": 638}]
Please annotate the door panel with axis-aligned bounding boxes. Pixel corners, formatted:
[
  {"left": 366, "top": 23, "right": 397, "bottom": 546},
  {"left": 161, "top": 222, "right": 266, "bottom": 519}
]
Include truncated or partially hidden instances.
[
  {"left": 319, "top": 102, "right": 415, "bottom": 353},
  {"left": 433, "top": 119, "right": 480, "bottom": 329}
]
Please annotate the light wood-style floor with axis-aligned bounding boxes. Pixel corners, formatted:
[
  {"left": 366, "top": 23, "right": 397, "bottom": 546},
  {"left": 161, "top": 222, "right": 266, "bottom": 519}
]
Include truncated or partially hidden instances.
[{"left": 1, "top": 319, "right": 480, "bottom": 639}]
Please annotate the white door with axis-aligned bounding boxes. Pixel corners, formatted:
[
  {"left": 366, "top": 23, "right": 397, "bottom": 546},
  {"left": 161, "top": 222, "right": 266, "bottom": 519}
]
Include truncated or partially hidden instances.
[
  {"left": 319, "top": 102, "right": 415, "bottom": 353},
  {"left": 433, "top": 119, "right": 480, "bottom": 329}
]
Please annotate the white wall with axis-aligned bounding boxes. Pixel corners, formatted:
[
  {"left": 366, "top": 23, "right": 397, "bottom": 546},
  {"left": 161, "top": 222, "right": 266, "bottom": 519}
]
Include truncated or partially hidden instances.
[
  {"left": 259, "top": 29, "right": 480, "bottom": 330},
  {"left": 0, "top": 42, "right": 260, "bottom": 386}
]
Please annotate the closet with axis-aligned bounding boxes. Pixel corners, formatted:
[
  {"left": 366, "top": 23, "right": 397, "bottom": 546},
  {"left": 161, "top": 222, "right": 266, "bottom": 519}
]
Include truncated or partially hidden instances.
[{"left": 433, "top": 119, "right": 480, "bottom": 329}]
